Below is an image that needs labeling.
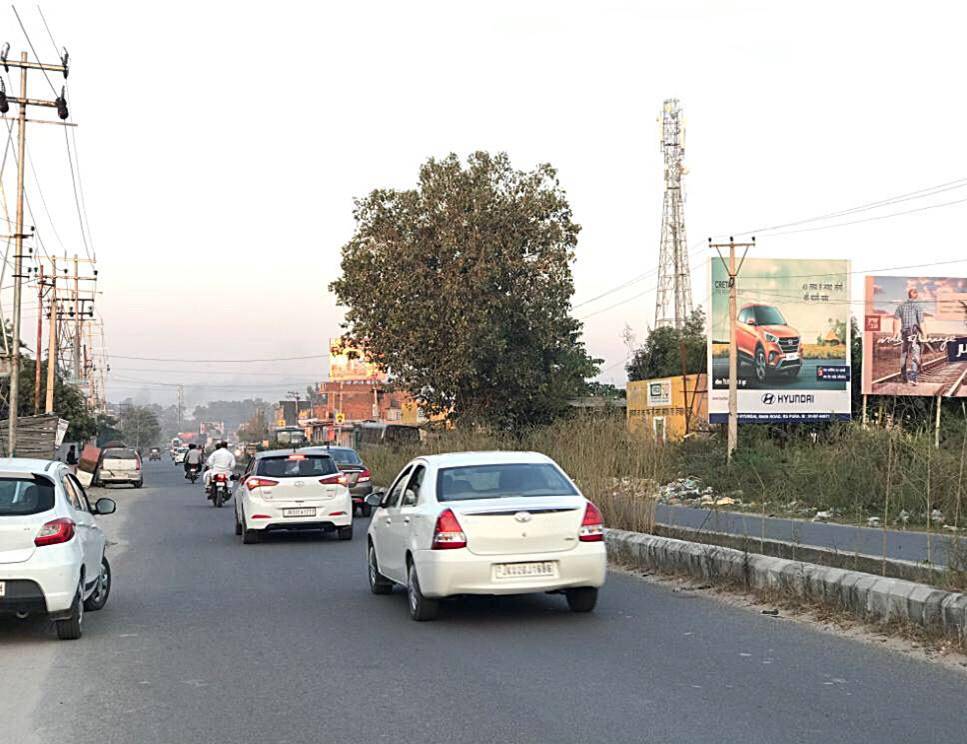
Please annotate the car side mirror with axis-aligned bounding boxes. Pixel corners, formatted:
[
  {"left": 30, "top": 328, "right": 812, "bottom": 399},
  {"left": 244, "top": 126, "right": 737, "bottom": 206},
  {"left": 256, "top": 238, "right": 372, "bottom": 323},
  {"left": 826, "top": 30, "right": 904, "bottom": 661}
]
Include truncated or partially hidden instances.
[
  {"left": 744, "top": 317, "right": 755, "bottom": 325},
  {"left": 365, "top": 491, "right": 384, "bottom": 507},
  {"left": 93, "top": 498, "right": 116, "bottom": 516}
]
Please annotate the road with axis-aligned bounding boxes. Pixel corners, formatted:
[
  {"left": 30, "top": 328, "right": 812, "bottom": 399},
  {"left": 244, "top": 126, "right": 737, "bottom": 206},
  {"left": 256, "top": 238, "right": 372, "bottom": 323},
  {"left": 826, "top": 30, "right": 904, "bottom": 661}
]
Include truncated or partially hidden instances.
[
  {"left": 2, "top": 461, "right": 966, "bottom": 744},
  {"left": 656, "top": 503, "right": 956, "bottom": 565}
]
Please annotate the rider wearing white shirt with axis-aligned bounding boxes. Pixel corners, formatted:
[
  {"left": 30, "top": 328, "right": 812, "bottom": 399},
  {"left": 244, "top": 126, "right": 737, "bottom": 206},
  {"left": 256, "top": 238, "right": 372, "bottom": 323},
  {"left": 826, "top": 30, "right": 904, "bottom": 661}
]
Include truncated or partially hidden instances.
[{"left": 204, "top": 441, "right": 236, "bottom": 488}]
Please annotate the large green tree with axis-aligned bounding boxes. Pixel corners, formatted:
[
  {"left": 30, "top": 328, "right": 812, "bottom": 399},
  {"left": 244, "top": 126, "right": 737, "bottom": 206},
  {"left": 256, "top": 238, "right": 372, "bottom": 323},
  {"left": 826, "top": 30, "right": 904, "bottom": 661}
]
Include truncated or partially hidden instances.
[
  {"left": 118, "top": 405, "right": 161, "bottom": 449},
  {"left": 627, "top": 308, "right": 707, "bottom": 381},
  {"left": 330, "top": 152, "right": 599, "bottom": 429}
]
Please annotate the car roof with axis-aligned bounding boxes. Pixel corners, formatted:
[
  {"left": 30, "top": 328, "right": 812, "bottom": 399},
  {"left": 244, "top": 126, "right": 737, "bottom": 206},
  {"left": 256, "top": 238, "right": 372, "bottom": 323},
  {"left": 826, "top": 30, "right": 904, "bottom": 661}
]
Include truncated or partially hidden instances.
[
  {"left": 0, "top": 457, "right": 64, "bottom": 475},
  {"left": 255, "top": 448, "right": 334, "bottom": 459},
  {"left": 417, "top": 451, "right": 555, "bottom": 468}
]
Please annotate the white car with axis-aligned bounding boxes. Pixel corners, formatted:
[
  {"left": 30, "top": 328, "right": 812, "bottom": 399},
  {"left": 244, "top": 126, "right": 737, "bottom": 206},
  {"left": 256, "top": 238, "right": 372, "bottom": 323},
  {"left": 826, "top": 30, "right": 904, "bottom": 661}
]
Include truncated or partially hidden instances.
[
  {"left": 365, "top": 451, "right": 607, "bottom": 621},
  {"left": 97, "top": 447, "right": 143, "bottom": 488},
  {"left": 0, "top": 458, "right": 116, "bottom": 640},
  {"left": 234, "top": 449, "right": 353, "bottom": 544},
  {"left": 172, "top": 447, "right": 188, "bottom": 465}
]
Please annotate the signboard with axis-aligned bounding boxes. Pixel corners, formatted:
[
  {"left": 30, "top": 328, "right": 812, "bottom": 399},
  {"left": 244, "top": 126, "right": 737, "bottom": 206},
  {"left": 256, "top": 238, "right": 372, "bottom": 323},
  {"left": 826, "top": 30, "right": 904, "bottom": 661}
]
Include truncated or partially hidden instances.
[
  {"left": 329, "top": 338, "right": 386, "bottom": 382},
  {"left": 862, "top": 276, "right": 967, "bottom": 398},
  {"left": 708, "top": 257, "right": 851, "bottom": 423},
  {"left": 646, "top": 379, "right": 672, "bottom": 407}
]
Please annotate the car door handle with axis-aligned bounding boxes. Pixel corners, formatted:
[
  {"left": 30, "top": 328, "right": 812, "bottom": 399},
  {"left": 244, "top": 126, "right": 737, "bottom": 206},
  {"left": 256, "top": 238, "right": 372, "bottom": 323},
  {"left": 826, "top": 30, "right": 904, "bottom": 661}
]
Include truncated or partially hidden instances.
[
  {"left": 403, "top": 517, "right": 410, "bottom": 524},
  {"left": 385, "top": 517, "right": 392, "bottom": 524}
]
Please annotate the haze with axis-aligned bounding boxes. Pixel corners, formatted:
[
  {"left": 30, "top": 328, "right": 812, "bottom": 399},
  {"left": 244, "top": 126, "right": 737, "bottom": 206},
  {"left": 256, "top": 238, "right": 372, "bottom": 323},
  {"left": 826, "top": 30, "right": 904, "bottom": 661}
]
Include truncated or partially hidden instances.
[{"left": 4, "top": 0, "right": 965, "bottom": 406}]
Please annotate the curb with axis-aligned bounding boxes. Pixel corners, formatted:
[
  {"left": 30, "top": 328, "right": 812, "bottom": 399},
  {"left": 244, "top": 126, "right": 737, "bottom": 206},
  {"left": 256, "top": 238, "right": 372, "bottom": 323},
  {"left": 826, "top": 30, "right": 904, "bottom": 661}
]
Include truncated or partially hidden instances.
[{"left": 606, "top": 529, "right": 967, "bottom": 640}]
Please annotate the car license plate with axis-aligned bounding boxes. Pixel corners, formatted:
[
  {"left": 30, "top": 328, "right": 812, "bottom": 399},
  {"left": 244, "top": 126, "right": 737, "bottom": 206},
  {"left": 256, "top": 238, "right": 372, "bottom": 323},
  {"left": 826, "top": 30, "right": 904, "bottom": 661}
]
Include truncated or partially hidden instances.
[
  {"left": 784, "top": 352, "right": 800, "bottom": 361},
  {"left": 283, "top": 507, "right": 315, "bottom": 518},
  {"left": 494, "top": 562, "right": 557, "bottom": 580},
  {"left": 0, "top": 581, "right": 5, "bottom": 597}
]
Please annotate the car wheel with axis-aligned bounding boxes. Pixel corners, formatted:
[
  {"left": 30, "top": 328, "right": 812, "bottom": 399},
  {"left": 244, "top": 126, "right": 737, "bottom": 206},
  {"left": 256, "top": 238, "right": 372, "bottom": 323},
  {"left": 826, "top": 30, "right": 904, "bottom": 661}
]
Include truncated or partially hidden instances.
[
  {"left": 407, "top": 562, "right": 439, "bottom": 621},
  {"left": 84, "top": 556, "right": 111, "bottom": 612},
  {"left": 133, "top": 480, "right": 143, "bottom": 489},
  {"left": 234, "top": 510, "right": 243, "bottom": 535},
  {"left": 55, "top": 585, "right": 84, "bottom": 640},
  {"left": 754, "top": 346, "right": 767, "bottom": 383},
  {"left": 368, "top": 544, "right": 393, "bottom": 595},
  {"left": 565, "top": 587, "right": 598, "bottom": 613},
  {"left": 241, "top": 514, "right": 260, "bottom": 544}
]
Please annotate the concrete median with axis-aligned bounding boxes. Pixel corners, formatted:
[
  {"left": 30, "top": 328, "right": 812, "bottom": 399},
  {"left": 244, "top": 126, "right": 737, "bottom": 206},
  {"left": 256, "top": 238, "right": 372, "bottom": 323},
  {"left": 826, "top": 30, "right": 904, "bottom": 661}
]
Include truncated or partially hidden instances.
[{"left": 606, "top": 529, "right": 967, "bottom": 641}]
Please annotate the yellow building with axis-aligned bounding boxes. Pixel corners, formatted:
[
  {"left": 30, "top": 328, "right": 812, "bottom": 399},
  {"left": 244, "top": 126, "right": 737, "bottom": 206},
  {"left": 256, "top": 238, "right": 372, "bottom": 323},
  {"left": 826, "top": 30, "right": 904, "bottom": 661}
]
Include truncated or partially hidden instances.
[{"left": 626, "top": 374, "right": 707, "bottom": 442}]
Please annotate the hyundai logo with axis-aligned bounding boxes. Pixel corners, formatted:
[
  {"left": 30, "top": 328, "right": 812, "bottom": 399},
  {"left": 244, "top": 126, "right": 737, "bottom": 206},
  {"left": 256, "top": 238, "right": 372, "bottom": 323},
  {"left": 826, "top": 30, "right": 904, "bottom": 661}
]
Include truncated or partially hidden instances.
[
  {"left": 514, "top": 511, "right": 532, "bottom": 523},
  {"left": 761, "top": 393, "right": 775, "bottom": 405}
]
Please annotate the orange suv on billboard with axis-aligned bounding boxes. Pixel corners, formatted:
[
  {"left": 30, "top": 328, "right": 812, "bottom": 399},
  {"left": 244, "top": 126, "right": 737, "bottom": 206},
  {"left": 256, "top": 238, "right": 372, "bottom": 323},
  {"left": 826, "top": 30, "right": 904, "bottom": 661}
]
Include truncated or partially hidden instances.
[{"left": 736, "top": 303, "right": 801, "bottom": 382}]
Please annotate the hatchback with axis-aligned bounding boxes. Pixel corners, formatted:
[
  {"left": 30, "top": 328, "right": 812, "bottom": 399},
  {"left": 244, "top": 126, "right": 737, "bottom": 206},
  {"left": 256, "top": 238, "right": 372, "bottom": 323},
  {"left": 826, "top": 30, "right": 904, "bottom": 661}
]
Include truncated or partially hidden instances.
[{"left": 0, "top": 459, "right": 116, "bottom": 640}]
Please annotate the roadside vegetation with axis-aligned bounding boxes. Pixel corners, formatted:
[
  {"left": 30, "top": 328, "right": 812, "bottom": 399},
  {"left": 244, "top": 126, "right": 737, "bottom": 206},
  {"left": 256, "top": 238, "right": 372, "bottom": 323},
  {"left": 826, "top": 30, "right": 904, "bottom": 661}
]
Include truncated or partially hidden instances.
[{"left": 362, "top": 410, "right": 967, "bottom": 554}]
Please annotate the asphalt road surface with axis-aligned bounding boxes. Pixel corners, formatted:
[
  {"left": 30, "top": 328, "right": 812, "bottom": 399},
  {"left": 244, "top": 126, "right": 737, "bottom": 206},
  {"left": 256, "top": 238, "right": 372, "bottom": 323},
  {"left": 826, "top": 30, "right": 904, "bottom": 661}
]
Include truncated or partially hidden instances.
[
  {"left": 711, "top": 357, "right": 849, "bottom": 390},
  {"left": 2, "top": 461, "right": 966, "bottom": 744},
  {"left": 656, "top": 504, "right": 954, "bottom": 565}
]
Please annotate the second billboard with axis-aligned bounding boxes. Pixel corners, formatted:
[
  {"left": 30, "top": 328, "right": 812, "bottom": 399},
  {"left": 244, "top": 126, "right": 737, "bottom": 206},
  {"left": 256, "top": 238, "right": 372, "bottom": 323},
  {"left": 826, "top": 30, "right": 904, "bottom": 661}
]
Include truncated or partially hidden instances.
[{"left": 708, "top": 257, "right": 852, "bottom": 422}]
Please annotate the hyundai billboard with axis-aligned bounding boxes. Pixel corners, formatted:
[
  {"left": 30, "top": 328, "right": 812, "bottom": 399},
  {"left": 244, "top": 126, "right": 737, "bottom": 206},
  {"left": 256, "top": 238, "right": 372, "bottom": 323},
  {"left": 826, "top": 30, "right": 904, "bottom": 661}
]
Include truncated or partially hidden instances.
[
  {"left": 708, "top": 258, "right": 852, "bottom": 422},
  {"left": 861, "top": 276, "right": 967, "bottom": 398}
]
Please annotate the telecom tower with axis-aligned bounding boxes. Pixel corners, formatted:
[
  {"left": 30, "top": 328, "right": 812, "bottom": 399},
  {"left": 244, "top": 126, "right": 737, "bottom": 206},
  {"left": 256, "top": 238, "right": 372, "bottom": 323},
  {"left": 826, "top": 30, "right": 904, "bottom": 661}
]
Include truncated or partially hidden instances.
[{"left": 654, "top": 99, "right": 693, "bottom": 329}]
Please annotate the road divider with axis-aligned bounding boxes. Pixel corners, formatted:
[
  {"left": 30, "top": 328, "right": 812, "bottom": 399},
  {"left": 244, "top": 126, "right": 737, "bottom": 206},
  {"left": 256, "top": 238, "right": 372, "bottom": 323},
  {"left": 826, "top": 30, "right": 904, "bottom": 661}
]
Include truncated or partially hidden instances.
[{"left": 606, "top": 529, "right": 967, "bottom": 642}]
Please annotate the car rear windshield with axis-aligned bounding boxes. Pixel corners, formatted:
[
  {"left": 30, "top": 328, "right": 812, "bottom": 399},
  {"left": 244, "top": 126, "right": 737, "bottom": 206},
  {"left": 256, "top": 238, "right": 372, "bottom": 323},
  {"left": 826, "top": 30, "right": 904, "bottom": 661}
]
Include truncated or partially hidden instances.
[
  {"left": 256, "top": 455, "right": 338, "bottom": 478},
  {"left": 0, "top": 476, "right": 55, "bottom": 516},
  {"left": 104, "top": 448, "right": 138, "bottom": 460},
  {"left": 437, "top": 463, "right": 578, "bottom": 502},
  {"left": 754, "top": 306, "right": 786, "bottom": 326},
  {"left": 327, "top": 448, "right": 362, "bottom": 466}
]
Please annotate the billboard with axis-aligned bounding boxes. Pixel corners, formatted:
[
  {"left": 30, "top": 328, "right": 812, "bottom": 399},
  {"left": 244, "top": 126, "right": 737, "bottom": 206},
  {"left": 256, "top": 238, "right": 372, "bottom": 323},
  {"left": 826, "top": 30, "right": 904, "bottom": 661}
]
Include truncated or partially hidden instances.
[
  {"left": 328, "top": 338, "right": 386, "bottom": 382},
  {"left": 708, "top": 257, "right": 851, "bottom": 422},
  {"left": 862, "top": 276, "right": 967, "bottom": 397}
]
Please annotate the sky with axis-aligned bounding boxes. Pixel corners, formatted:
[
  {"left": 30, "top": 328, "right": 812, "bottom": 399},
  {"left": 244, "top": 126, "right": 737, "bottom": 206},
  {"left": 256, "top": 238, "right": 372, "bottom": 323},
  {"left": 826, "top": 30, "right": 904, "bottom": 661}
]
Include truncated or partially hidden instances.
[{"left": 2, "top": 0, "right": 967, "bottom": 407}]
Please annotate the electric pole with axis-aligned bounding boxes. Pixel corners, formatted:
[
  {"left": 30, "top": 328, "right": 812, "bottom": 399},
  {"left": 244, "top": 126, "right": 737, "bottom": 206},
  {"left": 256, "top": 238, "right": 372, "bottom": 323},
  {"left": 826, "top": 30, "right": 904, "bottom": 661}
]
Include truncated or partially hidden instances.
[
  {"left": 3, "top": 48, "right": 70, "bottom": 454},
  {"left": 34, "top": 265, "right": 43, "bottom": 413},
  {"left": 45, "top": 257, "right": 58, "bottom": 413},
  {"left": 176, "top": 385, "right": 184, "bottom": 430},
  {"left": 710, "top": 237, "right": 754, "bottom": 464}
]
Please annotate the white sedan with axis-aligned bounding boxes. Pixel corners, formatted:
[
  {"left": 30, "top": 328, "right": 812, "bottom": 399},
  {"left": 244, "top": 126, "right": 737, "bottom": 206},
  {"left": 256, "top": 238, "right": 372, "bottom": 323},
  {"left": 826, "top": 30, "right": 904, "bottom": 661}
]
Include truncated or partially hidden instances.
[
  {"left": 0, "top": 458, "right": 116, "bottom": 640},
  {"left": 365, "top": 451, "right": 606, "bottom": 620},
  {"left": 234, "top": 449, "right": 353, "bottom": 543}
]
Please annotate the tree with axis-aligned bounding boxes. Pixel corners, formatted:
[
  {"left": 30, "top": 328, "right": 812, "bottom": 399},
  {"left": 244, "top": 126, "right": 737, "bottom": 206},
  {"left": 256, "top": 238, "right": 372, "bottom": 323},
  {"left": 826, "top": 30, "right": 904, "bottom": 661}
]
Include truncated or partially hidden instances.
[
  {"left": 118, "top": 405, "right": 161, "bottom": 449},
  {"left": 330, "top": 151, "right": 599, "bottom": 430},
  {"left": 627, "top": 308, "right": 706, "bottom": 381}
]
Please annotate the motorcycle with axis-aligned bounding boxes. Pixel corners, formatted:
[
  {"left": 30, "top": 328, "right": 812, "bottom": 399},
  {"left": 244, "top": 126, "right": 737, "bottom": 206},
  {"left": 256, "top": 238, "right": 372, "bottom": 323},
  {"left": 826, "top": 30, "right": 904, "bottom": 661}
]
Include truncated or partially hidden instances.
[
  {"left": 186, "top": 462, "right": 201, "bottom": 484},
  {"left": 206, "top": 472, "right": 234, "bottom": 508}
]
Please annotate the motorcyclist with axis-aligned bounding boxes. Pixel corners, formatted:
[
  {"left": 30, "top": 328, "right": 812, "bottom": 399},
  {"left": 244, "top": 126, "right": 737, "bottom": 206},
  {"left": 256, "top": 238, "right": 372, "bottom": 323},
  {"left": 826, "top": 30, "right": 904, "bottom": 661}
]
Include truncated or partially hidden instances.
[
  {"left": 204, "top": 441, "right": 236, "bottom": 494},
  {"left": 184, "top": 443, "right": 203, "bottom": 479}
]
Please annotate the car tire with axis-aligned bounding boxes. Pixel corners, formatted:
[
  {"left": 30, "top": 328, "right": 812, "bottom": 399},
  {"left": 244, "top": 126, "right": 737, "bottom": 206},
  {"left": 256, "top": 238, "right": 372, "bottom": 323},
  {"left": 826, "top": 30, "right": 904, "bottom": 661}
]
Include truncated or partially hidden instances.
[
  {"left": 407, "top": 562, "right": 439, "bottom": 621},
  {"left": 754, "top": 345, "right": 767, "bottom": 383},
  {"left": 565, "top": 587, "right": 598, "bottom": 613},
  {"left": 368, "top": 544, "right": 393, "bottom": 595},
  {"left": 84, "top": 556, "right": 112, "bottom": 612},
  {"left": 337, "top": 524, "right": 353, "bottom": 541},
  {"left": 55, "top": 585, "right": 84, "bottom": 640},
  {"left": 241, "top": 514, "right": 260, "bottom": 544},
  {"left": 234, "top": 510, "right": 243, "bottom": 535},
  {"left": 133, "top": 480, "right": 143, "bottom": 489},
  {"left": 361, "top": 504, "right": 372, "bottom": 518}
]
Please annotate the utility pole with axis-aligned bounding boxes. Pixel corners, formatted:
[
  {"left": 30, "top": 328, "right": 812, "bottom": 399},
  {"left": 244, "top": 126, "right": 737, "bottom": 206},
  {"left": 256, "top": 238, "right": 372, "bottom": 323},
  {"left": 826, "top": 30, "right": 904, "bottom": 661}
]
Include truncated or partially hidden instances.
[
  {"left": 710, "top": 237, "right": 754, "bottom": 464},
  {"left": 45, "top": 257, "right": 58, "bottom": 413},
  {"left": 176, "top": 385, "right": 184, "bottom": 430},
  {"left": 34, "top": 265, "right": 44, "bottom": 413},
  {"left": 4, "top": 49, "right": 70, "bottom": 454}
]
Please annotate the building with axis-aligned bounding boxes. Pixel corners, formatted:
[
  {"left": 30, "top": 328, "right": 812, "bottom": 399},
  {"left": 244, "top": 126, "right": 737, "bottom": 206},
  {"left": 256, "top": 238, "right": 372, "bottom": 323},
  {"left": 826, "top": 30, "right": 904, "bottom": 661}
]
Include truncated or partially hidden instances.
[{"left": 626, "top": 374, "right": 707, "bottom": 442}]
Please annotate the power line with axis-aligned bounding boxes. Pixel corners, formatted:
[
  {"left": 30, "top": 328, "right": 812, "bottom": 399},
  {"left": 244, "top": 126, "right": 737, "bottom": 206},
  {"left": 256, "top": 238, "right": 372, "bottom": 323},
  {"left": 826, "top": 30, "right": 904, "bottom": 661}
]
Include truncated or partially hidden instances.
[
  {"left": 62, "top": 127, "right": 91, "bottom": 259},
  {"left": 36, "top": 5, "right": 60, "bottom": 56},
  {"left": 11, "top": 5, "right": 56, "bottom": 96}
]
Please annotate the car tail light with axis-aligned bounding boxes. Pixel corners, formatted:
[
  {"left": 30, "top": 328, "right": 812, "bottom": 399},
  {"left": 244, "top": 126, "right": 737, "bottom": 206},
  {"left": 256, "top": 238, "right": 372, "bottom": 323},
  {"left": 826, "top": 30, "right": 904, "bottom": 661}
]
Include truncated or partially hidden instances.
[
  {"left": 357, "top": 469, "right": 371, "bottom": 483},
  {"left": 432, "top": 508, "right": 466, "bottom": 550},
  {"left": 35, "top": 518, "right": 76, "bottom": 547},
  {"left": 251, "top": 514, "right": 271, "bottom": 519},
  {"left": 245, "top": 477, "right": 278, "bottom": 489},
  {"left": 135, "top": 458, "right": 142, "bottom": 471},
  {"left": 320, "top": 473, "right": 348, "bottom": 486},
  {"left": 579, "top": 502, "right": 604, "bottom": 542},
  {"left": 330, "top": 511, "right": 347, "bottom": 516}
]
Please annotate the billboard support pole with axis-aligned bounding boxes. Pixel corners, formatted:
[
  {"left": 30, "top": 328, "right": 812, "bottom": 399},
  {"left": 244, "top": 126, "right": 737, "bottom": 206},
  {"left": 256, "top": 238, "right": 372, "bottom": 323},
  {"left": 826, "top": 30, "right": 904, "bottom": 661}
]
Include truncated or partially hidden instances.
[
  {"left": 711, "top": 237, "right": 754, "bottom": 464},
  {"left": 862, "top": 394, "right": 868, "bottom": 427},
  {"left": 934, "top": 394, "right": 942, "bottom": 449}
]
